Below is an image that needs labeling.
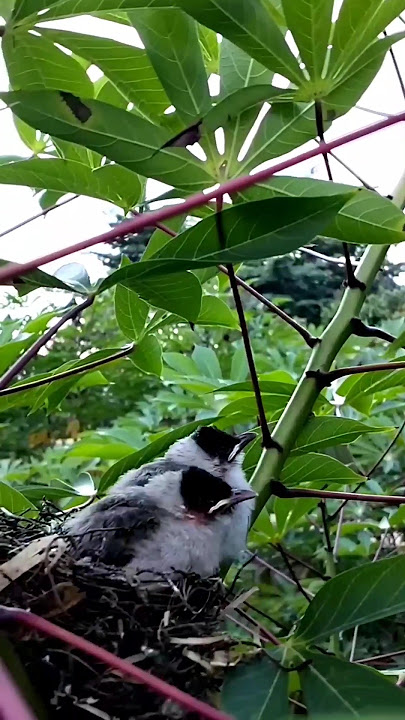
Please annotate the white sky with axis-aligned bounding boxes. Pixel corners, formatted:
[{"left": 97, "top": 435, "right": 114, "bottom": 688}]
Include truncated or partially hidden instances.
[{"left": 0, "top": 14, "right": 404, "bottom": 292}]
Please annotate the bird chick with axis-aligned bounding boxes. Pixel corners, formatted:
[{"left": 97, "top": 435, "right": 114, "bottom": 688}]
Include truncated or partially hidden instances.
[{"left": 64, "top": 426, "right": 256, "bottom": 578}]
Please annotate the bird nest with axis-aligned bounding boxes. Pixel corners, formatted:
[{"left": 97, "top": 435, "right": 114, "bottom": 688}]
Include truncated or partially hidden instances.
[{"left": 0, "top": 506, "right": 235, "bottom": 720}]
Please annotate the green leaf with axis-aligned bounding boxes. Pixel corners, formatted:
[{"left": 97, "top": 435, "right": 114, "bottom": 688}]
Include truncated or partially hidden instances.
[
  {"left": 275, "top": 497, "right": 319, "bottom": 537},
  {"left": 221, "top": 655, "right": 289, "bottom": 720},
  {"left": 129, "top": 8, "right": 211, "bottom": 123},
  {"left": 40, "top": 28, "right": 170, "bottom": 121},
  {"left": 163, "top": 352, "right": 200, "bottom": 376},
  {"left": 141, "top": 213, "right": 185, "bottom": 261},
  {"left": 0, "top": 158, "right": 143, "bottom": 211},
  {"left": 236, "top": 177, "right": 405, "bottom": 246},
  {"left": 0, "top": 337, "right": 35, "bottom": 375},
  {"left": 199, "top": 25, "right": 219, "bottom": 73},
  {"left": 3, "top": 30, "right": 93, "bottom": 96},
  {"left": 197, "top": 296, "right": 238, "bottom": 329},
  {"left": 13, "top": 116, "right": 46, "bottom": 154},
  {"left": 54, "top": 262, "right": 92, "bottom": 293},
  {"left": 0, "top": 91, "right": 213, "bottom": 193},
  {"left": 219, "top": 38, "right": 273, "bottom": 172},
  {"left": 220, "top": 393, "right": 291, "bottom": 419},
  {"left": 292, "top": 417, "right": 387, "bottom": 455},
  {"left": 296, "top": 555, "right": 405, "bottom": 643},
  {"left": 301, "top": 654, "right": 405, "bottom": 716},
  {"left": 98, "top": 417, "right": 217, "bottom": 493},
  {"left": 115, "top": 285, "right": 149, "bottom": 341},
  {"left": 178, "top": 0, "right": 303, "bottom": 85},
  {"left": 0, "top": 260, "right": 83, "bottom": 295},
  {"left": 281, "top": 0, "right": 333, "bottom": 80},
  {"left": 231, "top": 347, "right": 249, "bottom": 382},
  {"left": 324, "top": 33, "right": 405, "bottom": 116},
  {"left": 238, "top": 101, "right": 317, "bottom": 175},
  {"left": 97, "top": 195, "right": 353, "bottom": 292},
  {"left": 12, "top": 0, "right": 173, "bottom": 24},
  {"left": 122, "top": 272, "right": 202, "bottom": 322},
  {"left": 130, "top": 334, "right": 162, "bottom": 376},
  {"left": 192, "top": 345, "right": 222, "bottom": 379},
  {"left": 0, "top": 481, "right": 36, "bottom": 514},
  {"left": 339, "top": 362, "right": 405, "bottom": 412},
  {"left": 203, "top": 85, "right": 292, "bottom": 134},
  {"left": 69, "top": 441, "right": 134, "bottom": 460},
  {"left": 329, "top": 0, "right": 405, "bottom": 77},
  {"left": 281, "top": 452, "right": 363, "bottom": 487}
]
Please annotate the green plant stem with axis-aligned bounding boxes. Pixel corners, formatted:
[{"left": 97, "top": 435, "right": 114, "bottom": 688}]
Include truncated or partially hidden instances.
[{"left": 250, "top": 167, "right": 405, "bottom": 521}]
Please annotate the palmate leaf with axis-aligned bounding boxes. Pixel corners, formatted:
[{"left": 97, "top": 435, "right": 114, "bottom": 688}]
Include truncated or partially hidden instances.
[
  {"left": 219, "top": 39, "right": 273, "bottom": 172},
  {"left": 0, "top": 158, "right": 143, "bottom": 211},
  {"left": 2, "top": 30, "right": 93, "bottom": 96},
  {"left": 178, "top": 0, "right": 303, "bottom": 85},
  {"left": 129, "top": 8, "right": 211, "bottom": 124},
  {"left": 97, "top": 194, "right": 353, "bottom": 292},
  {"left": 281, "top": 0, "right": 334, "bottom": 81},
  {"left": 12, "top": 0, "right": 172, "bottom": 24},
  {"left": 300, "top": 654, "right": 405, "bottom": 717},
  {"left": 0, "top": 90, "right": 214, "bottom": 193},
  {"left": 329, "top": 0, "right": 405, "bottom": 77},
  {"left": 236, "top": 177, "right": 405, "bottom": 245},
  {"left": 323, "top": 32, "right": 405, "bottom": 116},
  {"left": 39, "top": 28, "right": 170, "bottom": 121},
  {"left": 114, "top": 285, "right": 149, "bottom": 341},
  {"left": 295, "top": 555, "right": 405, "bottom": 644},
  {"left": 339, "top": 362, "right": 405, "bottom": 412}
]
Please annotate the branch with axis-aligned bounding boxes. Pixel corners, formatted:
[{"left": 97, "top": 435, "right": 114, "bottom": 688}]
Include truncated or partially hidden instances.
[
  {"left": 308, "top": 359, "right": 405, "bottom": 385},
  {"left": 351, "top": 317, "right": 396, "bottom": 344},
  {"left": 319, "top": 145, "right": 375, "bottom": 191},
  {"left": 0, "top": 195, "right": 78, "bottom": 240},
  {"left": 0, "top": 607, "right": 232, "bottom": 720},
  {"left": 0, "top": 296, "right": 94, "bottom": 392},
  {"left": 0, "top": 344, "right": 135, "bottom": 398},
  {"left": 1, "top": 110, "right": 405, "bottom": 284},
  {"left": 356, "top": 105, "right": 393, "bottom": 118},
  {"left": 216, "top": 197, "right": 272, "bottom": 448},
  {"left": 0, "top": 662, "right": 38, "bottom": 720},
  {"left": 269, "top": 480, "right": 405, "bottom": 506}
]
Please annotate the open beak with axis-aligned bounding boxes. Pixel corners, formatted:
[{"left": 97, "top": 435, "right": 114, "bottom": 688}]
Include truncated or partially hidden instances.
[
  {"left": 227, "top": 431, "right": 257, "bottom": 462},
  {"left": 208, "top": 488, "right": 257, "bottom": 515}
]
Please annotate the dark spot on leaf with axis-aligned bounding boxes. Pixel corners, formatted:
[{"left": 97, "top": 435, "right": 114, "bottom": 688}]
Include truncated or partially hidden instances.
[
  {"left": 159, "top": 121, "right": 202, "bottom": 151},
  {"left": 326, "top": 109, "right": 337, "bottom": 122},
  {"left": 386, "top": 194, "right": 393, "bottom": 200},
  {"left": 60, "top": 92, "right": 92, "bottom": 123}
]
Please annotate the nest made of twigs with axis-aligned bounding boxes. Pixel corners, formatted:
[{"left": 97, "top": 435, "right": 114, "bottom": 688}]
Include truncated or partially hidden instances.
[{"left": 0, "top": 506, "right": 234, "bottom": 720}]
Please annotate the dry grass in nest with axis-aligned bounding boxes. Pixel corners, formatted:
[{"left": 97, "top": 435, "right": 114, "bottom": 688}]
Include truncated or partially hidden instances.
[{"left": 0, "top": 506, "right": 235, "bottom": 720}]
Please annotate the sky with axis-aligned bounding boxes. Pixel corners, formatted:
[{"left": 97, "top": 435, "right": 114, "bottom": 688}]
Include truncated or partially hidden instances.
[{"left": 0, "top": 13, "right": 404, "bottom": 296}]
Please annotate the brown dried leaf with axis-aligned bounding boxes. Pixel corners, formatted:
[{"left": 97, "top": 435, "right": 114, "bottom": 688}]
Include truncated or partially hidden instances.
[{"left": 0, "top": 535, "right": 66, "bottom": 592}]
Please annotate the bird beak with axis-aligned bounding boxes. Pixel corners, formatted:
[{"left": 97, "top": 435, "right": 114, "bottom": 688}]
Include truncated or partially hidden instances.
[
  {"left": 227, "top": 431, "right": 257, "bottom": 462},
  {"left": 208, "top": 488, "right": 257, "bottom": 515}
]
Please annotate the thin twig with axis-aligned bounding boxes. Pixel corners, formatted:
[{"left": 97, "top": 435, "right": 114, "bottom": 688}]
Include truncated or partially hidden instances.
[
  {"left": 0, "top": 344, "right": 135, "bottom": 398},
  {"left": 355, "top": 105, "right": 393, "bottom": 118},
  {"left": 234, "top": 607, "right": 280, "bottom": 645},
  {"left": 0, "top": 608, "right": 231, "bottom": 720},
  {"left": 349, "top": 626, "right": 359, "bottom": 663},
  {"left": 300, "top": 246, "right": 349, "bottom": 266},
  {"left": 357, "top": 648, "right": 405, "bottom": 665},
  {"left": 319, "top": 359, "right": 405, "bottom": 384},
  {"left": 368, "top": 417, "right": 405, "bottom": 477},
  {"left": 276, "top": 544, "right": 312, "bottom": 602},
  {"left": 383, "top": 30, "right": 405, "bottom": 100},
  {"left": 269, "top": 545, "right": 327, "bottom": 580},
  {"left": 216, "top": 196, "right": 272, "bottom": 448},
  {"left": 333, "top": 506, "right": 345, "bottom": 560},
  {"left": 251, "top": 552, "right": 314, "bottom": 592},
  {"left": 320, "top": 146, "right": 375, "bottom": 191},
  {"left": 270, "top": 480, "right": 405, "bottom": 506},
  {"left": 0, "top": 296, "right": 94, "bottom": 391},
  {"left": 329, "top": 418, "right": 405, "bottom": 521},
  {"left": 351, "top": 318, "right": 396, "bottom": 344},
  {"left": 0, "top": 195, "right": 78, "bottom": 240},
  {"left": 0, "top": 110, "right": 404, "bottom": 284}
]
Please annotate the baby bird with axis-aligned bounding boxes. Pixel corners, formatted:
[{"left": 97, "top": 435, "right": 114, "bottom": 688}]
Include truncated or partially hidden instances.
[{"left": 64, "top": 426, "right": 256, "bottom": 578}]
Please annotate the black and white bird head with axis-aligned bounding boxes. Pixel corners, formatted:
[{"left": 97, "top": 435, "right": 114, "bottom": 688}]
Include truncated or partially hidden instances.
[{"left": 166, "top": 425, "right": 256, "bottom": 474}]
